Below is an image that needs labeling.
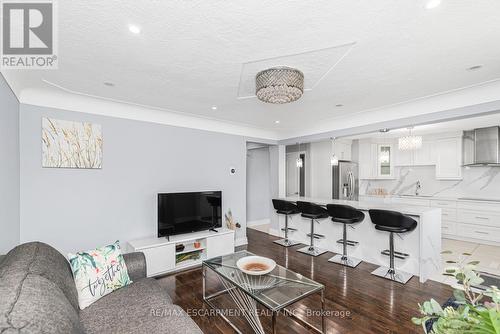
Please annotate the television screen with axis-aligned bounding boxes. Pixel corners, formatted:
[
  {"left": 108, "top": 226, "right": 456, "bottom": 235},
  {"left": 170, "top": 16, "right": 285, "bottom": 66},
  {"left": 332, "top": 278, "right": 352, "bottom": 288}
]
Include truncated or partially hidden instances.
[{"left": 157, "top": 191, "right": 222, "bottom": 237}]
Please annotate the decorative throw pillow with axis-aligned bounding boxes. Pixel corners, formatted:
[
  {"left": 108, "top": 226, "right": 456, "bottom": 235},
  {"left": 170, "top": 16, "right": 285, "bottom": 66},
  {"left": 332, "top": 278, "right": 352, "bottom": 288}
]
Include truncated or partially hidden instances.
[{"left": 68, "top": 241, "right": 132, "bottom": 309}]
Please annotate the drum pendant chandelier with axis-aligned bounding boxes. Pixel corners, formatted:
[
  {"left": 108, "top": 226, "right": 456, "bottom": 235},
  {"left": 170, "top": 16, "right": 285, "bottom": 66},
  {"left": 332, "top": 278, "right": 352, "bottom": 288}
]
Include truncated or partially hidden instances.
[{"left": 255, "top": 67, "right": 304, "bottom": 104}]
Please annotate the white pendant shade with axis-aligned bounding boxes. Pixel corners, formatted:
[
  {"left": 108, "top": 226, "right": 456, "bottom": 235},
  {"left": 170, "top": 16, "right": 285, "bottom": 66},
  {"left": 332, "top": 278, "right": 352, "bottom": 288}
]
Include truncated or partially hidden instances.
[{"left": 330, "top": 154, "right": 339, "bottom": 166}]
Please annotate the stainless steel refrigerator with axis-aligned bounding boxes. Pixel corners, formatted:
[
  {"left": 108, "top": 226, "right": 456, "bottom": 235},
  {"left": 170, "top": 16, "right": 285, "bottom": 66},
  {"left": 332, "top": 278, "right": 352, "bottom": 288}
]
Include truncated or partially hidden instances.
[{"left": 332, "top": 161, "right": 359, "bottom": 201}]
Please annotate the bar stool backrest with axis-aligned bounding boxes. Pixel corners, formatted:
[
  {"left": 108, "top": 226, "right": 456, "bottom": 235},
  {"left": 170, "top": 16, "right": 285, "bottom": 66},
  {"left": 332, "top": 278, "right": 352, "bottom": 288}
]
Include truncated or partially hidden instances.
[
  {"left": 296, "top": 201, "right": 328, "bottom": 216},
  {"left": 272, "top": 199, "right": 299, "bottom": 214},
  {"left": 369, "top": 209, "right": 417, "bottom": 230},
  {"left": 326, "top": 204, "right": 365, "bottom": 223}
]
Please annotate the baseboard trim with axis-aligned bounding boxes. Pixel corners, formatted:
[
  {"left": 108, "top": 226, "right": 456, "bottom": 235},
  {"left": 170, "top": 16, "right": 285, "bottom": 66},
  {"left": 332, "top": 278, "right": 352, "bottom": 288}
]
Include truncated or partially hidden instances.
[
  {"left": 235, "top": 237, "right": 248, "bottom": 247},
  {"left": 247, "top": 218, "right": 270, "bottom": 227}
]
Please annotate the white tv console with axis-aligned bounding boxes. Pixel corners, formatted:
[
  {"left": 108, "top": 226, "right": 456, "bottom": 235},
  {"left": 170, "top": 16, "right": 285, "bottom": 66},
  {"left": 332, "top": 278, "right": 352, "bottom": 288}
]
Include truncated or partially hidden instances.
[{"left": 127, "top": 228, "right": 235, "bottom": 277}]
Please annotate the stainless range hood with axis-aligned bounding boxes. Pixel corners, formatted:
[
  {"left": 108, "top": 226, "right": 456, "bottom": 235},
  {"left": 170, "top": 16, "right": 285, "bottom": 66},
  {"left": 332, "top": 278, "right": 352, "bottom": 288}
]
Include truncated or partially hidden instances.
[{"left": 463, "top": 126, "right": 500, "bottom": 166}]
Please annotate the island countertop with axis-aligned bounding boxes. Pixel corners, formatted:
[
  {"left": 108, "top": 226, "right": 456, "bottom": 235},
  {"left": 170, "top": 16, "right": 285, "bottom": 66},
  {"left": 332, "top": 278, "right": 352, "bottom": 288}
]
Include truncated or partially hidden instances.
[
  {"left": 276, "top": 196, "right": 442, "bottom": 283},
  {"left": 281, "top": 196, "right": 441, "bottom": 217}
]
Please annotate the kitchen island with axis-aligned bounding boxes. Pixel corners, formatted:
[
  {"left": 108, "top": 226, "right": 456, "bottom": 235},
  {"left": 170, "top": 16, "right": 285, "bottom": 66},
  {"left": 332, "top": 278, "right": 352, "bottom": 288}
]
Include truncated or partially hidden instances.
[{"left": 273, "top": 197, "right": 442, "bottom": 283}]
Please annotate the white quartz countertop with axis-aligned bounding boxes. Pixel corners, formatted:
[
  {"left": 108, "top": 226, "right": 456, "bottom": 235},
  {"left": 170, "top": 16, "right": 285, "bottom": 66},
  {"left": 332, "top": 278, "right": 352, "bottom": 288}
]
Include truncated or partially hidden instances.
[
  {"left": 282, "top": 196, "right": 440, "bottom": 216},
  {"left": 361, "top": 194, "right": 500, "bottom": 203}
]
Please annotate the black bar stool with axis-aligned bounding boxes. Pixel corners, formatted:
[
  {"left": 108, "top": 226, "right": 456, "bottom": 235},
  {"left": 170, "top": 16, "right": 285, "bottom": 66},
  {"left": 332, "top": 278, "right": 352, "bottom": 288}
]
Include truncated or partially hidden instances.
[
  {"left": 296, "top": 201, "right": 329, "bottom": 257},
  {"left": 369, "top": 209, "right": 417, "bottom": 284},
  {"left": 271, "top": 199, "right": 301, "bottom": 247},
  {"left": 326, "top": 204, "right": 365, "bottom": 268}
]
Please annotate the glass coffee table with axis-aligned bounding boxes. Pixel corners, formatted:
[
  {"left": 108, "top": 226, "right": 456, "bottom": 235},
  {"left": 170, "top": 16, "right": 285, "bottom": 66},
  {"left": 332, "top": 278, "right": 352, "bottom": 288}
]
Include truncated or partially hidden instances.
[{"left": 203, "top": 251, "right": 325, "bottom": 334}]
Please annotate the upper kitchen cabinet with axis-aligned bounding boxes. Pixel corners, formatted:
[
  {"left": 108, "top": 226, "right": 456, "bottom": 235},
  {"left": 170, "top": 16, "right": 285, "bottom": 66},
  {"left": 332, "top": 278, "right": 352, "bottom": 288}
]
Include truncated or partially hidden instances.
[
  {"left": 359, "top": 139, "right": 394, "bottom": 179},
  {"left": 394, "top": 140, "right": 436, "bottom": 166},
  {"left": 435, "top": 136, "right": 463, "bottom": 180},
  {"left": 334, "top": 140, "right": 352, "bottom": 161}
]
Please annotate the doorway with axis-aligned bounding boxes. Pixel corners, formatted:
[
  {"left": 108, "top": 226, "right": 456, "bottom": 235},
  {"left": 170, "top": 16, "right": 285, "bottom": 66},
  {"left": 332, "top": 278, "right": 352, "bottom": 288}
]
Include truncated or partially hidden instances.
[{"left": 286, "top": 152, "right": 306, "bottom": 197}]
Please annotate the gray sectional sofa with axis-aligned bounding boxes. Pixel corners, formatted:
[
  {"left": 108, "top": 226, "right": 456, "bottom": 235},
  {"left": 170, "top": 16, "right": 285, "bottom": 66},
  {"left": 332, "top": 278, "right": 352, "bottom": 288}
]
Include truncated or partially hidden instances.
[{"left": 0, "top": 242, "right": 202, "bottom": 334}]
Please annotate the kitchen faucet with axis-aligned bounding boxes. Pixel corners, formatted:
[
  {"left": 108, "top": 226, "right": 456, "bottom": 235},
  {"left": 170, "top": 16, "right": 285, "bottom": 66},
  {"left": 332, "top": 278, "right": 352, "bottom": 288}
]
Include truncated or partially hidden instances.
[{"left": 415, "top": 181, "right": 421, "bottom": 196}]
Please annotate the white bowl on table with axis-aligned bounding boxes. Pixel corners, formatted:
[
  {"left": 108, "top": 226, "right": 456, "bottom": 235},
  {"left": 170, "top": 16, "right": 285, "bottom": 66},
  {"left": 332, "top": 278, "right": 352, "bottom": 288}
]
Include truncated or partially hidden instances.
[{"left": 236, "top": 256, "right": 276, "bottom": 276}]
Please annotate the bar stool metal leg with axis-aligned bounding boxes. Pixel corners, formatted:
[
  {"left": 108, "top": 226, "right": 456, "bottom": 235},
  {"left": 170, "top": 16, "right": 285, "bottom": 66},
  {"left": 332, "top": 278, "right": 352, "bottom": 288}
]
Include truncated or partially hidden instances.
[
  {"left": 297, "top": 218, "right": 327, "bottom": 257},
  {"left": 328, "top": 224, "right": 362, "bottom": 268},
  {"left": 273, "top": 215, "right": 300, "bottom": 247},
  {"left": 371, "top": 232, "right": 413, "bottom": 284}
]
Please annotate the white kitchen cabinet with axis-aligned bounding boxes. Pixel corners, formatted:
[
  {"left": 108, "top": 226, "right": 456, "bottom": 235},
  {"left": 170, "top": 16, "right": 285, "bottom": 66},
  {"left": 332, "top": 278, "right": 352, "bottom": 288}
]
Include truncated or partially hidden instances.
[
  {"left": 334, "top": 140, "right": 352, "bottom": 161},
  {"left": 359, "top": 140, "right": 394, "bottom": 179},
  {"left": 359, "top": 140, "right": 378, "bottom": 179},
  {"left": 435, "top": 137, "right": 462, "bottom": 180},
  {"left": 394, "top": 140, "right": 435, "bottom": 166},
  {"left": 377, "top": 144, "right": 394, "bottom": 178},
  {"left": 414, "top": 141, "right": 436, "bottom": 166}
]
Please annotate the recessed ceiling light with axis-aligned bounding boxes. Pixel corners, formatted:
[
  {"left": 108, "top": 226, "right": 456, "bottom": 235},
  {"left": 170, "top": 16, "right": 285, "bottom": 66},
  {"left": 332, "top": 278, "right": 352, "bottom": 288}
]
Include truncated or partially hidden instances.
[
  {"left": 275, "top": 120, "right": 280, "bottom": 124},
  {"left": 379, "top": 128, "right": 390, "bottom": 133},
  {"left": 425, "top": 0, "right": 441, "bottom": 9},
  {"left": 467, "top": 65, "right": 483, "bottom": 71},
  {"left": 211, "top": 106, "right": 217, "bottom": 110},
  {"left": 128, "top": 25, "right": 141, "bottom": 34},
  {"left": 335, "top": 104, "right": 343, "bottom": 107},
  {"left": 104, "top": 82, "right": 115, "bottom": 87}
]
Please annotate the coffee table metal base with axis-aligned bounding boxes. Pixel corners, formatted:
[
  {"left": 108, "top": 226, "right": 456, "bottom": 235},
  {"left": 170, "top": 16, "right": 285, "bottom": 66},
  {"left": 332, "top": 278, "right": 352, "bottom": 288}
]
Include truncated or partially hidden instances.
[{"left": 202, "top": 264, "right": 325, "bottom": 334}]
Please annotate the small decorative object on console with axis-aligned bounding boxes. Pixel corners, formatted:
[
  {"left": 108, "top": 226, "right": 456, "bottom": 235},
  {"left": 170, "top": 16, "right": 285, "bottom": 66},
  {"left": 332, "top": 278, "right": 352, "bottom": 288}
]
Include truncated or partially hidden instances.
[
  {"left": 194, "top": 241, "right": 201, "bottom": 249},
  {"left": 175, "top": 244, "right": 185, "bottom": 252},
  {"left": 225, "top": 209, "right": 240, "bottom": 230}
]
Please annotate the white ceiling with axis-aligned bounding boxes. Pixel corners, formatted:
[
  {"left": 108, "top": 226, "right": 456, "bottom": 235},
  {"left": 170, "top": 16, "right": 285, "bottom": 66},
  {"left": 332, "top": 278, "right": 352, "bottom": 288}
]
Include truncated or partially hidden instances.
[{"left": 3, "top": 0, "right": 500, "bottom": 139}]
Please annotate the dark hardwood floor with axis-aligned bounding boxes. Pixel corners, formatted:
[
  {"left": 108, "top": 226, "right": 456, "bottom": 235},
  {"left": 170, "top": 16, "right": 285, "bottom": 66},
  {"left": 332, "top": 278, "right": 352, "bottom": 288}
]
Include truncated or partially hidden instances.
[{"left": 156, "top": 228, "right": 452, "bottom": 333}]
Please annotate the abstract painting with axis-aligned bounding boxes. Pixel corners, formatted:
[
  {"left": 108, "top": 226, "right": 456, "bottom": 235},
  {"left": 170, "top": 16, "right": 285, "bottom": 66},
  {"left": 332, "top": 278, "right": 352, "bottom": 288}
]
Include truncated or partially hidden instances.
[{"left": 42, "top": 117, "right": 103, "bottom": 168}]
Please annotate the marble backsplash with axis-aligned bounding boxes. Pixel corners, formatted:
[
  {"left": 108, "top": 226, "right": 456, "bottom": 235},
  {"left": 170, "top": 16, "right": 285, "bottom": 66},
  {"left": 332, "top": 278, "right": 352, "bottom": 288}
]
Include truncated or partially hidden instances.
[{"left": 361, "top": 166, "right": 500, "bottom": 199}]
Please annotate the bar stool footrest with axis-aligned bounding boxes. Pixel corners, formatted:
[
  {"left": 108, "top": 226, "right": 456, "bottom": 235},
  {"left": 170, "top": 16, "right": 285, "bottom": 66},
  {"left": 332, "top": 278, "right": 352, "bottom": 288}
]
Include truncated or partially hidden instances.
[
  {"left": 306, "top": 233, "right": 325, "bottom": 239},
  {"left": 281, "top": 227, "right": 298, "bottom": 232},
  {"left": 336, "top": 239, "right": 359, "bottom": 246},
  {"left": 381, "top": 250, "right": 409, "bottom": 259}
]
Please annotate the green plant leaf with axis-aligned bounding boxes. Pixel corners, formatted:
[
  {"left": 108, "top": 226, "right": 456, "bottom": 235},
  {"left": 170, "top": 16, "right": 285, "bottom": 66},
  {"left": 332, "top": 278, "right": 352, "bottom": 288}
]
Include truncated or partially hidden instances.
[
  {"left": 446, "top": 260, "right": 458, "bottom": 264},
  {"left": 468, "top": 260, "right": 480, "bottom": 266},
  {"left": 462, "top": 252, "right": 472, "bottom": 256},
  {"left": 441, "top": 250, "right": 453, "bottom": 254},
  {"left": 453, "top": 289, "right": 466, "bottom": 303}
]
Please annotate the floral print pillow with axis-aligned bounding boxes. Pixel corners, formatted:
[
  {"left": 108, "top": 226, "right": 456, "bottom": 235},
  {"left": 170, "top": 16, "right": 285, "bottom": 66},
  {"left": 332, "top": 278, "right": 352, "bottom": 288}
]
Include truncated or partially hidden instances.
[{"left": 68, "top": 241, "right": 132, "bottom": 309}]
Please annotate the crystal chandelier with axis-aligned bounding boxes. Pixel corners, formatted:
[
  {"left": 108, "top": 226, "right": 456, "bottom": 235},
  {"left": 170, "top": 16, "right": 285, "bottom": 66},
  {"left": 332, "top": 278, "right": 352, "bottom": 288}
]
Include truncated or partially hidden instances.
[
  {"left": 398, "top": 127, "right": 422, "bottom": 150},
  {"left": 256, "top": 67, "right": 304, "bottom": 104}
]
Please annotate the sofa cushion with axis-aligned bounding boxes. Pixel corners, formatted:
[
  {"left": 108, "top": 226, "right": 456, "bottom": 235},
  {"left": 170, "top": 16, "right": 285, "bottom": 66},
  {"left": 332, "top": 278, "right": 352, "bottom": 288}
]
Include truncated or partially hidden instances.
[
  {"left": 0, "top": 243, "right": 82, "bottom": 334},
  {"left": 80, "top": 278, "right": 201, "bottom": 334},
  {"left": 68, "top": 241, "right": 132, "bottom": 310}
]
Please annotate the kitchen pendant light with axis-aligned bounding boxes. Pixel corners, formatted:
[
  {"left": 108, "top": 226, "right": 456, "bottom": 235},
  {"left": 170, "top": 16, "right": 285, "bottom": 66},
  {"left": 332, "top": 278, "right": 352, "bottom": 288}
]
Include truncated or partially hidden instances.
[
  {"left": 296, "top": 142, "right": 303, "bottom": 168},
  {"left": 398, "top": 127, "right": 422, "bottom": 151},
  {"left": 330, "top": 137, "right": 339, "bottom": 166}
]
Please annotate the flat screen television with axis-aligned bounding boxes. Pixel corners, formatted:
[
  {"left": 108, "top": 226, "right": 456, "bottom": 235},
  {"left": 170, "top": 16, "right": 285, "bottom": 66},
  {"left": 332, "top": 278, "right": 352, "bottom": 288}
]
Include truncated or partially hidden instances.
[{"left": 157, "top": 191, "right": 222, "bottom": 237}]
